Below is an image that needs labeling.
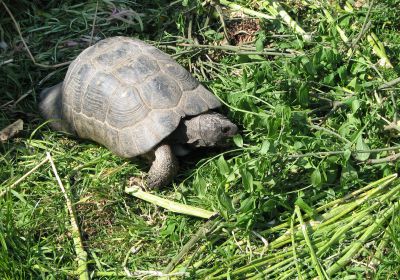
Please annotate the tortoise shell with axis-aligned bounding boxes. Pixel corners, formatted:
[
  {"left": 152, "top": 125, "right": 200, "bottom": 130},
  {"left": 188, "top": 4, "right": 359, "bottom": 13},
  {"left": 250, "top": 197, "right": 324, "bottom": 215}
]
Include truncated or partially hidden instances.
[{"left": 61, "top": 37, "right": 221, "bottom": 158}]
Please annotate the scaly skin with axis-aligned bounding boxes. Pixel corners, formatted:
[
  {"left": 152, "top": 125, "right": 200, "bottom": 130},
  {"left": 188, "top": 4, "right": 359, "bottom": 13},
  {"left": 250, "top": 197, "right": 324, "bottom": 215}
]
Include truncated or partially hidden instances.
[{"left": 146, "top": 144, "right": 179, "bottom": 189}]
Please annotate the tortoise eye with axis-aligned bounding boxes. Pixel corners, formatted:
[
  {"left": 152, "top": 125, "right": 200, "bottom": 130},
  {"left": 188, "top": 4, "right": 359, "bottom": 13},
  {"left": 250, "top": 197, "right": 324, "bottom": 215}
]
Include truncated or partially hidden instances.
[{"left": 222, "top": 127, "right": 231, "bottom": 133}]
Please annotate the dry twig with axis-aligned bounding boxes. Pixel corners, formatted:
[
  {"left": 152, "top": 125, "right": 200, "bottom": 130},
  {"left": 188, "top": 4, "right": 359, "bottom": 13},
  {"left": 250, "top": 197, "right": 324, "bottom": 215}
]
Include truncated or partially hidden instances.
[
  {"left": 0, "top": 156, "right": 49, "bottom": 197},
  {"left": 89, "top": 0, "right": 99, "bottom": 46},
  {"left": 367, "top": 153, "right": 400, "bottom": 164},
  {"left": 378, "top": 77, "right": 400, "bottom": 90},
  {"left": 0, "top": 119, "right": 23, "bottom": 142}
]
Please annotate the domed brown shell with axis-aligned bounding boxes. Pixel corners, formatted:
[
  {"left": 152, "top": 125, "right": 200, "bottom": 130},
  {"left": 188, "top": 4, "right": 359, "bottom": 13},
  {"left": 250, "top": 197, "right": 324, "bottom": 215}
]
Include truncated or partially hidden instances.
[{"left": 62, "top": 37, "right": 221, "bottom": 158}]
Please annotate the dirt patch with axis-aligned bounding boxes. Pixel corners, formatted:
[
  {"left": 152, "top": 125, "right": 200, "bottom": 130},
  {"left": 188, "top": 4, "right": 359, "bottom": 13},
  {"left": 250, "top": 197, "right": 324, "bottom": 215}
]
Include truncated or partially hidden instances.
[
  {"left": 227, "top": 18, "right": 261, "bottom": 45},
  {"left": 75, "top": 197, "right": 115, "bottom": 239}
]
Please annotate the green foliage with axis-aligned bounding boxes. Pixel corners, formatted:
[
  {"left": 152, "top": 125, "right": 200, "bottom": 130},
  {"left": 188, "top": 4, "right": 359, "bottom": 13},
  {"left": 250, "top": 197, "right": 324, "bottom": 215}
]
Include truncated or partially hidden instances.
[{"left": 1, "top": 0, "right": 400, "bottom": 278}]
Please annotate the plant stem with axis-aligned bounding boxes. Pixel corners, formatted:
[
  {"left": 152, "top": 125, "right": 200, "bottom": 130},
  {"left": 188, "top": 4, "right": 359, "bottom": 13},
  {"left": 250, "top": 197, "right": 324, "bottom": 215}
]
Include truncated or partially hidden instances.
[
  {"left": 367, "top": 153, "right": 400, "bottom": 164},
  {"left": 295, "top": 206, "right": 329, "bottom": 280},
  {"left": 47, "top": 152, "right": 89, "bottom": 280},
  {"left": 378, "top": 76, "right": 400, "bottom": 90},
  {"left": 286, "top": 145, "right": 400, "bottom": 159},
  {"left": 178, "top": 43, "right": 298, "bottom": 56},
  {"left": 208, "top": 251, "right": 293, "bottom": 279},
  {"left": 261, "top": 0, "right": 311, "bottom": 41},
  {"left": 325, "top": 200, "right": 400, "bottom": 275},
  {"left": 125, "top": 186, "right": 216, "bottom": 219},
  {"left": 370, "top": 225, "right": 391, "bottom": 268},
  {"left": 163, "top": 218, "right": 221, "bottom": 274},
  {"left": 260, "top": 174, "right": 397, "bottom": 237},
  {"left": 291, "top": 213, "right": 304, "bottom": 280},
  {"left": 219, "top": 0, "right": 275, "bottom": 20},
  {"left": 308, "top": 124, "right": 352, "bottom": 145}
]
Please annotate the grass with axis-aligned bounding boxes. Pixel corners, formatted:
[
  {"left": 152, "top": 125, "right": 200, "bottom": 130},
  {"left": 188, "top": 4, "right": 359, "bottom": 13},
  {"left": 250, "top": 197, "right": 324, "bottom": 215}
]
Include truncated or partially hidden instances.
[{"left": 1, "top": 0, "right": 400, "bottom": 278}]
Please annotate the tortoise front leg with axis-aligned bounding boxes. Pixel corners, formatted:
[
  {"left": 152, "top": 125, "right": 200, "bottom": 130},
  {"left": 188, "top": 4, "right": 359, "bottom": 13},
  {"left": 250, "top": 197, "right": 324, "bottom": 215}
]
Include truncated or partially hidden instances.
[{"left": 146, "top": 143, "right": 179, "bottom": 189}]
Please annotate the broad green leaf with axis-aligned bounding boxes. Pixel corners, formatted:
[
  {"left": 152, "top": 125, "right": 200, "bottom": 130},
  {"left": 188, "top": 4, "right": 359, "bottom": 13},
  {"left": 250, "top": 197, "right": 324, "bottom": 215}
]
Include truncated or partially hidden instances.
[
  {"left": 293, "top": 141, "right": 303, "bottom": 150},
  {"left": 260, "top": 140, "right": 270, "bottom": 155},
  {"left": 341, "top": 162, "right": 358, "bottom": 183},
  {"left": 323, "top": 72, "right": 335, "bottom": 84},
  {"left": 255, "top": 38, "right": 264, "bottom": 52},
  {"left": 194, "top": 175, "right": 207, "bottom": 197},
  {"left": 355, "top": 136, "right": 370, "bottom": 161},
  {"left": 11, "top": 190, "right": 29, "bottom": 205},
  {"left": 325, "top": 166, "right": 339, "bottom": 184},
  {"left": 239, "top": 196, "right": 255, "bottom": 213},
  {"left": 323, "top": 161, "right": 339, "bottom": 184},
  {"left": 240, "top": 169, "right": 254, "bottom": 192},
  {"left": 311, "top": 168, "right": 322, "bottom": 187},
  {"left": 297, "top": 83, "right": 309, "bottom": 106},
  {"left": 233, "top": 134, "right": 243, "bottom": 147},
  {"left": 351, "top": 99, "right": 360, "bottom": 113},
  {"left": 217, "top": 187, "right": 234, "bottom": 218},
  {"left": 342, "top": 96, "right": 356, "bottom": 106},
  {"left": 343, "top": 149, "right": 352, "bottom": 161},
  {"left": 217, "top": 156, "right": 230, "bottom": 175},
  {"left": 337, "top": 65, "right": 347, "bottom": 81},
  {"left": 348, "top": 77, "right": 357, "bottom": 89},
  {"left": 255, "top": 31, "right": 266, "bottom": 52},
  {"left": 295, "top": 197, "right": 315, "bottom": 217},
  {"left": 301, "top": 57, "right": 315, "bottom": 75}
]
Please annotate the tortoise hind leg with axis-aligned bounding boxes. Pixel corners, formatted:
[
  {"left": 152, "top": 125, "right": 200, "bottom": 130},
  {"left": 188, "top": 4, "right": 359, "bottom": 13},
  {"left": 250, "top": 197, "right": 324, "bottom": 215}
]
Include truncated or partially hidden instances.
[
  {"left": 39, "top": 82, "right": 75, "bottom": 134},
  {"left": 146, "top": 143, "right": 179, "bottom": 189}
]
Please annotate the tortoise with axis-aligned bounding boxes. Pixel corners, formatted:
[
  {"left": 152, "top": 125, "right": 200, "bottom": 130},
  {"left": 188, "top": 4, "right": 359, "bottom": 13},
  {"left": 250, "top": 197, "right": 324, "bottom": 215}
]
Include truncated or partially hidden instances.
[{"left": 39, "top": 37, "right": 237, "bottom": 189}]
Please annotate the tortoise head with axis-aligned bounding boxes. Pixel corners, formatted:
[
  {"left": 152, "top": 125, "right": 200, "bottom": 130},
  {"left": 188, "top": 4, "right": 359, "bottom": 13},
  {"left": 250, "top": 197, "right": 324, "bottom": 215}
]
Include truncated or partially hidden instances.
[{"left": 183, "top": 112, "right": 238, "bottom": 147}]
